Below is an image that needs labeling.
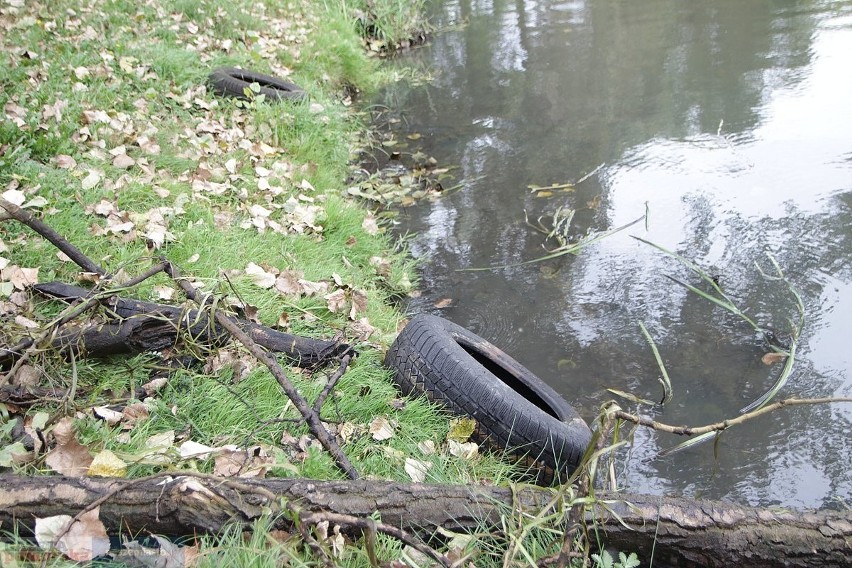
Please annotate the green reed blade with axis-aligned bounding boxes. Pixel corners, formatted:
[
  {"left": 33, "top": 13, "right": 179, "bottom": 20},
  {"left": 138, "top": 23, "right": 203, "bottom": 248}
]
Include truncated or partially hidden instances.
[{"left": 637, "top": 321, "right": 673, "bottom": 405}]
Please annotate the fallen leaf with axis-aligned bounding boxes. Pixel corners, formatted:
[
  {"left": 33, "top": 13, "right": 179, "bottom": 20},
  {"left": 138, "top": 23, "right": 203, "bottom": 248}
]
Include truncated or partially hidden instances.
[
  {"left": 274, "top": 269, "right": 303, "bottom": 295},
  {"left": 417, "top": 440, "right": 436, "bottom": 455},
  {"left": 349, "top": 317, "right": 376, "bottom": 341},
  {"left": 433, "top": 298, "right": 453, "bottom": 309},
  {"left": 121, "top": 402, "right": 151, "bottom": 427},
  {"left": 368, "top": 416, "right": 394, "bottom": 441},
  {"left": 2, "top": 189, "right": 25, "bottom": 205},
  {"left": 761, "top": 352, "right": 787, "bottom": 366},
  {"left": 362, "top": 214, "right": 380, "bottom": 235},
  {"left": 0, "top": 441, "right": 31, "bottom": 467},
  {"left": 349, "top": 289, "right": 368, "bottom": 320},
  {"left": 447, "top": 418, "right": 477, "bottom": 442},
  {"left": 404, "top": 458, "right": 432, "bottom": 483},
  {"left": 447, "top": 439, "right": 479, "bottom": 460},
  {"left": 369, "top": 256, "right": 391, "bottom": 277},
  {"left": 325, "top": 288, "right": 347, "bottom": 313},
  {"left": 245, "top": 262, "right": 276, "bottom": 289},
  {"left": 214, "top": 446, "right": 270, "bottom": 477},
  {"left": 178, "top": 440, "right": 216, "bottom": 460},
  {"left": 88, "top": 449, "right": 127, "bottom": 477},
  {"left": 112, "top": 153, "right": 135, "bottom": 169},
  {"left": 81, "top": 170, "right": 101, "bottom": 190},
  {"left": 92, "top": 406, "right": 123, "bottom": 425},
  {"left": 14, "top": 364, "right": 40, "bottom": 387},
  {"left": 1, "top": 265, "right": 39, "bottom": 289},
  {"left": 45, "top": 417, "right": 93, "bottom": 476},
  {"left": 34, "top": 508, "right": 110, "bottom": 561},
  {"left": 153, "top": 285, "right": 175, "bottom": 300},
  {"left": 118, "top": 535, "right": 194, "bottom": 568},
  {"left": 139, "top": 430, "right": 175, "bottom": 464}
]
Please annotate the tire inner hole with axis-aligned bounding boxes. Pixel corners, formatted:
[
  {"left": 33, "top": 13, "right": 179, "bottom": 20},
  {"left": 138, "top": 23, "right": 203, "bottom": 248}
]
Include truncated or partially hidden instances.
[
  {"left": 458, "top": 341, "right": 559, "bottom": 419},
  {"left": 234, "top": 74, "right": 289, "bottom": 90}
]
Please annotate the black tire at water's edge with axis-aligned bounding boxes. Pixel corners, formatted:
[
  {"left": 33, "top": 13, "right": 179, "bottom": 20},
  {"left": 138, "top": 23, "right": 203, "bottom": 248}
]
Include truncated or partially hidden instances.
[
  {"left": 207, "top": 67, "right": 306, "bottom": 102},
  {"left": 384, "top": 313, "right": 592, "bottom": 485}
]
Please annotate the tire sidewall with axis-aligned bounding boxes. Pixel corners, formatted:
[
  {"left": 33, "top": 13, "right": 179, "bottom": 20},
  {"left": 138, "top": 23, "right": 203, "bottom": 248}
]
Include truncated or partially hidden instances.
[{"left": 387, "top": 314, "right": 591, "bottom": 481}]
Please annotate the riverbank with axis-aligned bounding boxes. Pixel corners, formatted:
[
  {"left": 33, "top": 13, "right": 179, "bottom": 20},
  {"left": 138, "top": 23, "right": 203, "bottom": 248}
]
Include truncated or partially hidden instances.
[{"left": 0, "top": 0, "right": 517, "bottom": 563}]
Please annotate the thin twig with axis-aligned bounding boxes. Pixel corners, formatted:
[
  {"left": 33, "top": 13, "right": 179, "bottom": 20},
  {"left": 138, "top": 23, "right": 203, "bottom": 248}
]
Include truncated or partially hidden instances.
[
  {"left": 614, "top": 396, "right": 852, "bottom": 436},
  {"left": 300, "top": 511, "right": 451, "bottom": 568},
  {"left": 1, "top": 293, "right": 104, "bottom": 386},
  {"left": 312, "top": 353, "right": 352, "bottom": 414},
  {"left": 0, "top": 198, "right": 104, "bottom": 274},
  {"left": 119, "top": 261, "right": 168, "bottom": 288},
  {"left": 164, "top": 261, "right": 359, "bottom": 480}
]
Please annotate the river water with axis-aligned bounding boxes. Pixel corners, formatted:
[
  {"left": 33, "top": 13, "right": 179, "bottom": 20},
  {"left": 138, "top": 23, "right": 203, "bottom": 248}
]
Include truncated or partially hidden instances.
[{"left": 372, "top": 0, "right": 852, "bottom": 509}]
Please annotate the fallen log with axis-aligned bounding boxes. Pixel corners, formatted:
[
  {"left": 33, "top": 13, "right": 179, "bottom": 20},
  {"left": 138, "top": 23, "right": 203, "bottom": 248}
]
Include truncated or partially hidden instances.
[
  {"left": 0, "top": 474, "right": 848, "bottom": 567},
  {"left": 10, "top": 282, "right": 349, "bottom": 368}
]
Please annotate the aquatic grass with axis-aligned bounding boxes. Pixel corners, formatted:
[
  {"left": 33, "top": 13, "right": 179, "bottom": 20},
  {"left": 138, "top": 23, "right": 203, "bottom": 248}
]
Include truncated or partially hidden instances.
[
  {"left": 637, "top": 322, "right": 672, "bottom": 406},
  {"left": 631, "top": 236, "right": 765, "bottom": 336},
  {"left": 461, "top": 213, "right": 646, "bottom": 272},
  {"left": 633, "top": 246, "right": 807, "bottom": 456},
  {"left": 739, "top": 253, "right": 805, "bottom": 413}
]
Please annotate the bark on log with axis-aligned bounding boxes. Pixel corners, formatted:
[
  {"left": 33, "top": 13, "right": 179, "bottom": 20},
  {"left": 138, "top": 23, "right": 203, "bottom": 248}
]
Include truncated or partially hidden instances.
[
  {"left": 0, "top": 474, "right": 848, "bottom": 568},
  {"left": 16, "top": 282, "right": 350, "bottom": 367}
]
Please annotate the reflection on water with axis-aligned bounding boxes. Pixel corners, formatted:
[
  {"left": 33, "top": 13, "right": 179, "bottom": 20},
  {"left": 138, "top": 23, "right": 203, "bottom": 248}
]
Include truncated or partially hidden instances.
[{"left": 374, "top": 0, "right": 852, "bottom": 509}]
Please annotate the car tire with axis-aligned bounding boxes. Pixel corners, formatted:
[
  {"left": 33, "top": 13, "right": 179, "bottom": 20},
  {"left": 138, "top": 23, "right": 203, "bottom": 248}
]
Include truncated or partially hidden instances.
[
  {"left": 385, "top": 313, "right": 591, "bottom": 485},
  {"left": 208, "top": 67, "right": 306, "bottom": 102}
]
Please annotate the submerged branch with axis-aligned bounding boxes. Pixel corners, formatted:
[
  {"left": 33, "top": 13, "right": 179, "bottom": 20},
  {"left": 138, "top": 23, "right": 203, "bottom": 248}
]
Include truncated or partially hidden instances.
[{"left": 613, "top": 396, "right": 852, "bottom": 437}]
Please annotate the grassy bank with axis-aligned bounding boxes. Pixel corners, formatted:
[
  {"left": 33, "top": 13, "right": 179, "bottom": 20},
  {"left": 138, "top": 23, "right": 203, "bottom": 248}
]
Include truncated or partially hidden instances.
[{"left": 0, "top": 0, "right": 525, "bottom": 564}]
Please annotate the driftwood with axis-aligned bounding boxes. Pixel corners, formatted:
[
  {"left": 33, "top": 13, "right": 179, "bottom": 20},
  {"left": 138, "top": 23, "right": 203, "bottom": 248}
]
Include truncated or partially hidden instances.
[
  {"left": 0, "top": 474, "right": 848, "bottom": 568},
  {"left": 12, "top": 281, "right": 350, "bottom": 368}
]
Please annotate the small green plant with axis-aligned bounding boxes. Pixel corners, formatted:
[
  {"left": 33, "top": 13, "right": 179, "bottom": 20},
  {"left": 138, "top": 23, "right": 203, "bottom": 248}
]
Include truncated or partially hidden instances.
[{"left": 591, "top": 550, "right": 641, "bottom": 568}]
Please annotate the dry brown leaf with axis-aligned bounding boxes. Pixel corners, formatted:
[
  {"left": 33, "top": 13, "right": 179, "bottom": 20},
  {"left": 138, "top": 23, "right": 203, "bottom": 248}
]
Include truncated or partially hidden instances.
[
  {"left": 274, "top": 269, "right": 303, "bottom": 295},
  {"left": 299, "top": 279, "right": 329, "bottom": 296},
  {"left": 761, "top": 352, "right": 788, "bottom": 366},
  {"left": 369, "top": 256, "right": 391, "bottom": 277},
  {"left": 325, "top": 288, "right": 347, "bottom": 313},
  {"left": 349, "top": 289, "right": 368, "bottom": 320},
  {"left": 112, "top": 153, "right": 135, "bottom": 169},
  {"left": 214, "top": 446, "right": 270, "bottom": 477},
  {"left": 81, "top": 170, "right": 101, "bottom": 190},
  {"left": 121, "top": 402, "right": 151, "bottom": 428},
  {"left": 45, "top": 417, "right": 93, "bottom": 476},
  {"left": 349, "top": 317, "right": 376, "bottom": 341},
  {"left": 245, "top": 262, "right": 276, "bottom": 289},
  {"left": 35, "top": 508, "right": 110, "bottom": 561},
  {"left": 404, "top": 458, "right": 432, "bottom": 483},
  {"left": 368, "top": 416, "right": 394, "bottom": 441},
  {"left": 13, "top": 364, "right": 40, "bottom": 387},
  {"left": 1, "top": 265, "right": 39, "bottom": 289}
]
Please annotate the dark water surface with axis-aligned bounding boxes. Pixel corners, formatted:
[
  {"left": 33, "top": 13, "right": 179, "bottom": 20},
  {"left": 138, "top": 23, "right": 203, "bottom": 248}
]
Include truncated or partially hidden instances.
[{"left": 373, "top": 0, "right": 852, "bottom": 509}]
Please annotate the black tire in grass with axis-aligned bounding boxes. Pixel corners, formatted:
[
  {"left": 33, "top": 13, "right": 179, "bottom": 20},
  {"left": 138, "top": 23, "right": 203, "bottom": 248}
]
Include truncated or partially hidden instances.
[
  {"left": 385, "top": 313, "right": 592, "bottom": 485},
  {"left": 208, "top": 67, "right": 306, "bottom": 102}
]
